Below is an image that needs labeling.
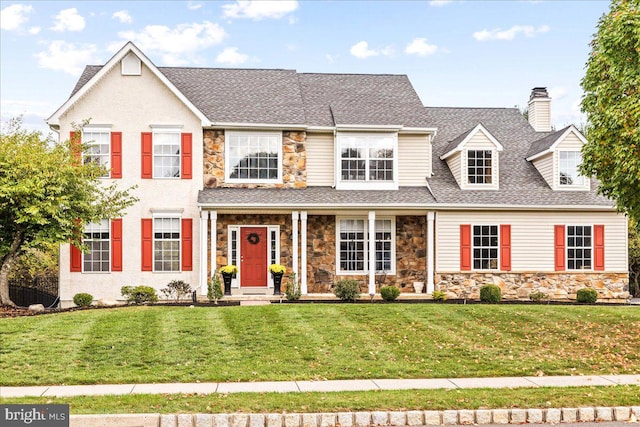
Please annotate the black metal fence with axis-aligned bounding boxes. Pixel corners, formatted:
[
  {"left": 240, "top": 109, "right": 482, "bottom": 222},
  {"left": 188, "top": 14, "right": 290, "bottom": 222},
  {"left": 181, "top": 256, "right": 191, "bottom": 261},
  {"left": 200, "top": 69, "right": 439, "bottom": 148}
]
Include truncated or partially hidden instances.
[{"left": 9, "top": 276, "right": 59, "bottom": 307}]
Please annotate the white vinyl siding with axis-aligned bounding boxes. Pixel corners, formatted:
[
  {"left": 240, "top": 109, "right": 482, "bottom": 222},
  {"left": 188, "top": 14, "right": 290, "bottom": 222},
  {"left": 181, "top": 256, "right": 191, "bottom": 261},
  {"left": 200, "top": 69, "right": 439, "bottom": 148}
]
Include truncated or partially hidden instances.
[
  {"left": 532, "top": 153, "right": 554, "bottom": 188},
  {"left": 528, "top": 99, "right": 551, "bottom": 132},
  {"left": 446, "top": 153, "right": 462, "bottom": 187},
  {"left": 398, "top": 133, "right": 431, "bottom": 186},
  {"left": 557, "top": 132, "right": 584, "bottom": 150},
  {"left": 306, "top": 133, "right": 334, "bottom": 186},
  {"left": 436, "top": 211, "right": 627, "bottom": 272}
]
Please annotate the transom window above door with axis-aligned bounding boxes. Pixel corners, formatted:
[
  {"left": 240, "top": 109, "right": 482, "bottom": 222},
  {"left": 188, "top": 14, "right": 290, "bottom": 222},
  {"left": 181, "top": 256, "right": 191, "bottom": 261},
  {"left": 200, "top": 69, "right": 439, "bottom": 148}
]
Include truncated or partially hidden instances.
[
  {"left": 226, "top": 131, "right": 282, "bottom": 183},
  {"left": 336, "top": 132, "right": 398, "bottom": 190}
]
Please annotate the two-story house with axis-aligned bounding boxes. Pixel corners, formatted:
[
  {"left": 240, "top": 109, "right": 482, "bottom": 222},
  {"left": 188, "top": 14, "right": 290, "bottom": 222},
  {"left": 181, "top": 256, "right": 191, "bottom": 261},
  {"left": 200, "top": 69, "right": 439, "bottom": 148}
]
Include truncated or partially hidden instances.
[{"left": 47, "top": 42, "right": 629, "bottom": 306}]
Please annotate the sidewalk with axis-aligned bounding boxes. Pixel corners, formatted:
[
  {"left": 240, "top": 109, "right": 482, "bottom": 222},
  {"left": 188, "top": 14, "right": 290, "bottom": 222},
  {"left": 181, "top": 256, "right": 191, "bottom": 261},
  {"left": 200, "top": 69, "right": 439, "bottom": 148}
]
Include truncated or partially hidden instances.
[{"left": 2, "top": 374, "right": 639, "bottom": 398}]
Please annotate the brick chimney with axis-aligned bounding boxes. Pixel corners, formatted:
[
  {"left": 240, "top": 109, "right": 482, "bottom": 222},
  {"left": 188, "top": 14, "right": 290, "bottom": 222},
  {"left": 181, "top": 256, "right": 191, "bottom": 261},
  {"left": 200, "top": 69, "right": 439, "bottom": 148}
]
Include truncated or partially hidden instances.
[{"left": 528, "top": 87, "right": 552, "bottom": 132}]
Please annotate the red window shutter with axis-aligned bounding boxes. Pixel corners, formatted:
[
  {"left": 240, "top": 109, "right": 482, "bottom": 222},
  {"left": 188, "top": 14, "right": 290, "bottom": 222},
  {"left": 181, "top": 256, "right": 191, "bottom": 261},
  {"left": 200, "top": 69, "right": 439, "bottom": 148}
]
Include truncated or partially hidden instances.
[
  {"left": 181, "top": 218, "right": 193, "bottom": 271},
  {"left": 70, "top": 243, "right": 82, "bottom": 272},
  {"left": 141, "top": 132, "right": 153, "bottom": 179},
  {"left": 500, "top": 224, "right": 512, "bottom": 271},
  {"left": 70, "top": 131, "right": 82, "bottom": 165},
  {"left": 594, "top": 224, "right": 605, "bottom": 271},
  {"left": 111, "top": 218, "right": 123, "bottom": 272},
  {"left": 181, "top": 133, "right": 192, "bottom": 179},
  {"left": 554, "top": 225, "right": 566, "bottom": 271},
  {"left": 141, "top": 218, "right": 153, "bottom": 271},
  {"left": 111, "top": 132, "right": 122, "bottom": 178},
  {"left": 460, "top": 224, "right": 472, "bottom": 271}
]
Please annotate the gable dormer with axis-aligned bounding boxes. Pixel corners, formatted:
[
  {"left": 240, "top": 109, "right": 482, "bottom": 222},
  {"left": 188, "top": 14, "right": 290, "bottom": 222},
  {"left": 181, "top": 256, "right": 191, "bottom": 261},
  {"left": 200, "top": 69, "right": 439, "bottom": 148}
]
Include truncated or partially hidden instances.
[
  {"left": 526, "top": 125, "right": 590, "bottom": 191},
  {"left": 440, "top": 123, "right": 503, "bottom": 190}
]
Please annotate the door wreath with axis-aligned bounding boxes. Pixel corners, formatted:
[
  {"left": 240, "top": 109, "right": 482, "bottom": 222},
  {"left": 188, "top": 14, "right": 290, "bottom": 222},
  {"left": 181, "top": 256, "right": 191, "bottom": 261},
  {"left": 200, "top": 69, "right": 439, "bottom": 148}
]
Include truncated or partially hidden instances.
[{"left": 247, "top": 232, "right": 260, "bottom": 245}]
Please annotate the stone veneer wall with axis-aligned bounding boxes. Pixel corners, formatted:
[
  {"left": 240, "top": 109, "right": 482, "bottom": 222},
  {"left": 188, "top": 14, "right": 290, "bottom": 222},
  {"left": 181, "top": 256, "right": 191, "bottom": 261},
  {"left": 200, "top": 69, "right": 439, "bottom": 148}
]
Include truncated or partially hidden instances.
[
  {"left": 436, "top": 272, "right": 630, "bottom": 301},
  {"left": 210, "top": 214, "right": 294, "bottom": 276},
  {"left": 203, "top": 130, "right": 307, "bottom": 189},
  {"left": 306, "top": 215, "right": 427, "bottom": 293}
]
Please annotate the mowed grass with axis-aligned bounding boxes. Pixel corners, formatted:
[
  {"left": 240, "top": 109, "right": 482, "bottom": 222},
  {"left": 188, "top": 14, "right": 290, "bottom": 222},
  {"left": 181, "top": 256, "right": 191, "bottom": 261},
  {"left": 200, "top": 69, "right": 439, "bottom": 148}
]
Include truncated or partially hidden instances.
[
  {"left": 2, "top": 386, "right": 639, "bottom": 414},
  {"left": 0, "top": 304, "right": 638, "bottom": 386}
]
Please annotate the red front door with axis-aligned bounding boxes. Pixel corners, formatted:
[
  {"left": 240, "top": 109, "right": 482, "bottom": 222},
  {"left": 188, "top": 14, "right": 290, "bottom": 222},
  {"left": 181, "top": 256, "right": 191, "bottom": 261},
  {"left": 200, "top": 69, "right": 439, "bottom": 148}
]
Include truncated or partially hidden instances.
[{"left": 240, "top": 227, "right": 268, "bottom": 287}]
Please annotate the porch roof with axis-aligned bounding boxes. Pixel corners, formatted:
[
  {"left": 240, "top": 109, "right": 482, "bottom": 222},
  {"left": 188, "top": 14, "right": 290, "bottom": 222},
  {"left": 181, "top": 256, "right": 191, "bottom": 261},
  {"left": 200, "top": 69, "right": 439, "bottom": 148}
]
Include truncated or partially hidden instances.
[{"left": 197, "top": 186, "right": 437, "bottom": 209}]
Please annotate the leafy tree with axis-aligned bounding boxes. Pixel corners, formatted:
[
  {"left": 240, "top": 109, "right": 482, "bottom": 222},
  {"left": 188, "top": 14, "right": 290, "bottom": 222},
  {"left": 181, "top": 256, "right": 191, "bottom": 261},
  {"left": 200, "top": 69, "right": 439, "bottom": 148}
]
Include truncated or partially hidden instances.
[
  {"left": 0, "top": 117, "right": 137, "bottom": 306},
  {"left": 630, "top": 219, "right": 640, "bottom": 297},
  {"left": 580, "top": 0, "right": 640, "bottom": 225}
]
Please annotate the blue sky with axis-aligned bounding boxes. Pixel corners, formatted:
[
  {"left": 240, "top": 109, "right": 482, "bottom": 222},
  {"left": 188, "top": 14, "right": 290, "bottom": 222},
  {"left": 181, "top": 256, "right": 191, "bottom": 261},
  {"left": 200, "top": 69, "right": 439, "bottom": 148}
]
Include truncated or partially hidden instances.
[{"left": 1, "top": 0, "right": 610, "bottom": 135}]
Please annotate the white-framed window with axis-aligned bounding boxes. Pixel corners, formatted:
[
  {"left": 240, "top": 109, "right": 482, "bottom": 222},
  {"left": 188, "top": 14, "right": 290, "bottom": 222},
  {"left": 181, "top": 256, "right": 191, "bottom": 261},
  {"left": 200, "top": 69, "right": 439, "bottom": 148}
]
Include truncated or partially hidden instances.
[
  {"left": 154, "top": 217, "right": 180, "bottom": 271},
  {"left": 83, "top": 220, "right": 110, "bottom": 272},
  {"left": 83, "top": 130, "right": 110, "bottom": 178},
  {"left": 558, "top": 151, "right": 585, "bottom": 187},
  {"left": 467, "top": 150, "right": 493, "bottom": 185},
  {"left": 226, "top": 131, "right": 282, "bottom": 183},
  {"left": 567, "top": 225, "right": 592, "bottom": 270},
  {"left": 336, "top": 133, "right": 398, "bottom": 190},
  {"left": 472, "top": 225, "right": 498, "bottom": 270},
  {"left": 153, "top": 130, "right": 181, "bottom": 178},
  {"left": 337, "top": 217, "right": 395, "bottom": 274}
]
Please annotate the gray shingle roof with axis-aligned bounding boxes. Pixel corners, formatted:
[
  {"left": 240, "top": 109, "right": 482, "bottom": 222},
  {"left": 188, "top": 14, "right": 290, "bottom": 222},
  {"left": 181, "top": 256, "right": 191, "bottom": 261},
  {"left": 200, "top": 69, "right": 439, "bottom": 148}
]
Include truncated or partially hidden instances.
[
  {"left": 70, "top": 66, "right": 428, "bottom": 128},
  {"left": 424, "top": 107, "right": 612, "bottom": 207},
  {"left": 526, "top": 125, "right": 570, "bottom": 159},
  {"left": 441, "top": 125, "right": 476, "bottom": 157},
  {"left": 198, "top": 187, "right": 436, "bottom": 207}
]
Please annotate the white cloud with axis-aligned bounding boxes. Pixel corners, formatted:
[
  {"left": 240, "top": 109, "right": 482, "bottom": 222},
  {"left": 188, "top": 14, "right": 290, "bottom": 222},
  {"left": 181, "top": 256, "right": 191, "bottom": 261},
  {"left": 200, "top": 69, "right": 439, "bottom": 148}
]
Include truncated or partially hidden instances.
[
  {"left": 28, "top": 26, "right": 40, "bottom": 35},
  {"left": 325, "top": 54, "right": 336, "bottom": 64},
  {"left": 548, "top": 86, "right": 568, "bottom": 100},
  {"left": 35, "top": 40, "right": 100, "bottom": 75},
  {"left": 51, "top": 7, "right": 85, "bottom": 32},
  {"left": 112, "top": 10, "right": 132, "bottom": 24},
  {"left": 350, "top": 41, "right": 394, "bottom": 59},
  {"left": 222, "top": 0, "right": 298, "bottom": 20},
  {"left": 215, "top": 47, "right": 248, "bottom": 65},
  {"left": 405, "top": 38, "right": 438, "bottom": 56},
  {"left": 429, "top": 0, "right": 453, "bottom": 6},
  {"left": 114, "top": 21, "right": 226, "bottom": 66},
  {"left": 187, "top": 2, "right": 203, "bottom": 10},
  {"left": 1, "top": 4, "right": 33, "bottom": 31},
  {"left": 473, "top": 24, "right": 550, "bottom": 41}
]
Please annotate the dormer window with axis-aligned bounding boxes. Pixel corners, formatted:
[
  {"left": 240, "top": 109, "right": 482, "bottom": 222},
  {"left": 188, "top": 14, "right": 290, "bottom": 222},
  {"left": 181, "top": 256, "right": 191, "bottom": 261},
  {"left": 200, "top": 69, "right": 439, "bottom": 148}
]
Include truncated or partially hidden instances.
[
  {"left": 558, "top": 151, "right": 585, "bottom": 187},
  {"left": 467, "top": 150, "right": 493, "bottom": 185},
  {"left": 336, "top": 132, "right": 398, "bottom": 190}
]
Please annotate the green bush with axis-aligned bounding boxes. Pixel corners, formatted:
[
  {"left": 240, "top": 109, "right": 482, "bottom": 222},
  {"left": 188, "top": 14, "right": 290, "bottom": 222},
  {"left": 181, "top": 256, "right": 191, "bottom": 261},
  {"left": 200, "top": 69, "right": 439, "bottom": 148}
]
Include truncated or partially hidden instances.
[
  {"left": 576, "top": 288, "right": 598, "bottom": 304},
  {"left": 160, "top": 280, "right": 192, "bottom": 302},
  {"left": 334, "top": 279, "right": 361, "bottom": 302},
  {"left": 285, "top": 272, "right": 301, "bottom": 301},
  {"left": 432, "top": 290, "right": 447, "bottom": 301},
  {"left": 121, "top": 285, "right": 158, "bottom": 304},
  {"left": 480, "top": 284, "right": 502, "bottom": 303},
  {"left": 207, "top": 274, "right": 223, "bottom": 303},
  {"left": 380, "top": 285, "right": 401, "bottom": 302},
  {"left": 73, "top": 293, "right": 93, "bottom": 307},
  {"left": 529, "top": 290, "right": 549, "bottom": 303}
]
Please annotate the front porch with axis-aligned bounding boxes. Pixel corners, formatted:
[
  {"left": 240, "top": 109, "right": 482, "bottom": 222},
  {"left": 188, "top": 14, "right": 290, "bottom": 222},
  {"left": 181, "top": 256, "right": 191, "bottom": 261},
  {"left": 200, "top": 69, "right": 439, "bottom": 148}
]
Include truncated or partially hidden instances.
[{"left": 196, "top": 210, "right": 437, "bottom": 297}]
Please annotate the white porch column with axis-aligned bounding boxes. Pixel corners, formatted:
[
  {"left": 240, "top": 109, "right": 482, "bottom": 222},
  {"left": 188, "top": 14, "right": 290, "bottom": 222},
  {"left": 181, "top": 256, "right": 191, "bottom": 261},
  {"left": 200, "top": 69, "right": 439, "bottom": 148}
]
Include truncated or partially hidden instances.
[
  {"left": 300, "top": 211, "right": 308, "bottom": 295},
  {"left": 210, "top": 211, "right": 217, "bottom": 282},
  {"left": 368, "top": 211, "right": 376, "bottom": 296},
  {"left": 292, "top": 211, "right": 299, "bottom": 281},
  {"left": 199, "top": 210, "right": 209, "bottom": 295},
  {"left": 427, "top": 211, "right": 435, "bottom": 294}
]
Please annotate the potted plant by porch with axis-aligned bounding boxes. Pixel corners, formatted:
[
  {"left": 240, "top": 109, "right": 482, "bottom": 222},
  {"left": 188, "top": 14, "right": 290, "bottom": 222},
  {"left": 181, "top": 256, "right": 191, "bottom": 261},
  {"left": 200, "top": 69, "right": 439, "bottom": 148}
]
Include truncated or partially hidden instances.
[
  {"left": 220, "top": 265, "right": 238, "bottom": 296},
  {"left": 269, "top": 264, "right": 286, "bottom": 295}
]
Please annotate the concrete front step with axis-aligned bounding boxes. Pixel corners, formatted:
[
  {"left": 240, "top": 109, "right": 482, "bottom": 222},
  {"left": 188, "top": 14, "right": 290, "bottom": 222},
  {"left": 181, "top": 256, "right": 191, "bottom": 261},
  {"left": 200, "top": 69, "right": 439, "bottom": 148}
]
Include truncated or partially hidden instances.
[{"left": 68, "top": 406, "right": 640, "bottom": 427}]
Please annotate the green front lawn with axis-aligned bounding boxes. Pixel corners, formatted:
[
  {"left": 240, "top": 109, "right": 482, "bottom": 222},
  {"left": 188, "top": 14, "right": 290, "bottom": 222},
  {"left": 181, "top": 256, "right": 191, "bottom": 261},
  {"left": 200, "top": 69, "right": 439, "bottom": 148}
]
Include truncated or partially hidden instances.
[{"left": 1, "top": 304, "right": 638, "bottom": 386}]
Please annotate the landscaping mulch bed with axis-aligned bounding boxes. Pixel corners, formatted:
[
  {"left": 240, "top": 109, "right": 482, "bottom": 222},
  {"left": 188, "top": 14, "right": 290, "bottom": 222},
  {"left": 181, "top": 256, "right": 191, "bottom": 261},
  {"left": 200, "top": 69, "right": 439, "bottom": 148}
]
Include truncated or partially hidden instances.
[{"left": 0, "top": 305, "right": 40, "bottom": 318}]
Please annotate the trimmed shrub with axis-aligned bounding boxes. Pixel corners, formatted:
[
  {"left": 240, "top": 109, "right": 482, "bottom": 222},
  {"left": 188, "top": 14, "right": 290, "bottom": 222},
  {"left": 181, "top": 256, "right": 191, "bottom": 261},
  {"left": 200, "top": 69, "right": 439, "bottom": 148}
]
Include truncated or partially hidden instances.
[
  {"left": 285, "top": 272, "right": 301, "bottom": 301},
  {"left": 432, "top": 290, "right": 447, "bottom": 302},
  {"left": 480, "top": 284, "right": 502, "bottom": 303},
  {"left": 207, "top": 274, "right": 223, "bottom": 303},
  {"left": 380, "top": 285, "right": 401, "bottom": 302},
  {"left": 160, "top": 280, "right": 192, "bottom": 302},
  {"left": 121, "top": 285, "right": 158, "bottom": 304},
  {"left": 73, "top": 293, "right": 93, "bottom": 307},
  {"left": 576, "top": 288, "right": 598, "bottom": 304},
  {"left": 529, "top": 290, "right": 549, "bottom": 303},
  {"left": 334, "top": 279, "right": 361, "bottom": 302}
]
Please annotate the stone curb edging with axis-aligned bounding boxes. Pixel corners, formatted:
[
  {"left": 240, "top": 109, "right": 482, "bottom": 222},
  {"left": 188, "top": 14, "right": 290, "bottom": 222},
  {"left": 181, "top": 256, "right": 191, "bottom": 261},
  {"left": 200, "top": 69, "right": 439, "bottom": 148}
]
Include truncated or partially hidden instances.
[{"left": 70, "top": 406, "right": 640, "bottom": 426}]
